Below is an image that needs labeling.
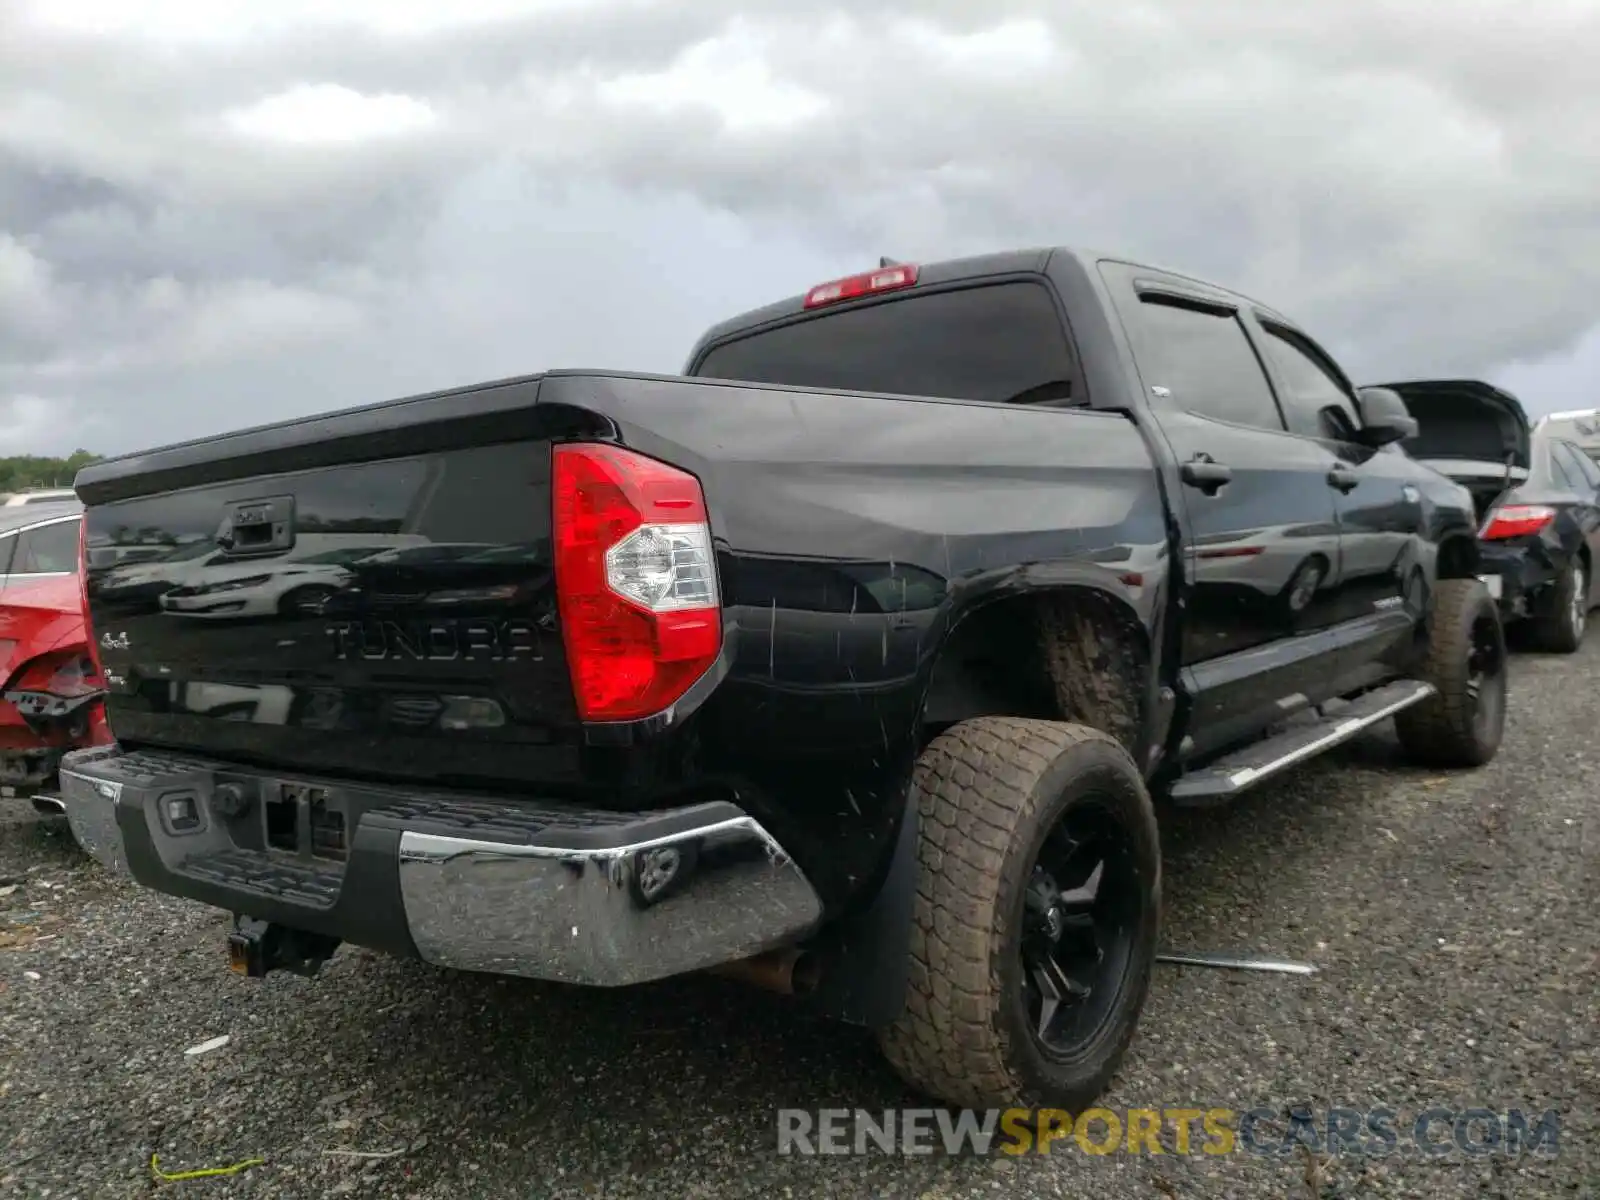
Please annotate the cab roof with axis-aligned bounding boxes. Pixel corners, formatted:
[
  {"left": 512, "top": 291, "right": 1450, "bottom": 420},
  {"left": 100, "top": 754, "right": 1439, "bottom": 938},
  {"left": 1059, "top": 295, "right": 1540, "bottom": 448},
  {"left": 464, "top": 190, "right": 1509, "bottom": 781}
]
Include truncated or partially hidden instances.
[
  {"left": 682, "top": 245, "right": 1293, "bottom": 372},
  {"left": 0, "top": 499, "right": 82, "bottom": 535}
]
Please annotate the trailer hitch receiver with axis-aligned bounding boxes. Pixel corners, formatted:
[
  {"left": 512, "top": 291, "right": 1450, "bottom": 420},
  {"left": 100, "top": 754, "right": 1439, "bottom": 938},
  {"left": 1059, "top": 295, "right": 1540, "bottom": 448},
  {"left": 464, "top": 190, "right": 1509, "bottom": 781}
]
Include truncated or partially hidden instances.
[{"left": 227, "top": 916, "right": 340, "bottom": 978}]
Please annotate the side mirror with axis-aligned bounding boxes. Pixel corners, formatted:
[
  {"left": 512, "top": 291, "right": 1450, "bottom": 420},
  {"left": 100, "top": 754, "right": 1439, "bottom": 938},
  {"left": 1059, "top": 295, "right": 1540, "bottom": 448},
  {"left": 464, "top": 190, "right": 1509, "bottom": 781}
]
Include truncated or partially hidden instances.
[{"left": 1355, "top": 387, "right": 1419, "bottom": 448}]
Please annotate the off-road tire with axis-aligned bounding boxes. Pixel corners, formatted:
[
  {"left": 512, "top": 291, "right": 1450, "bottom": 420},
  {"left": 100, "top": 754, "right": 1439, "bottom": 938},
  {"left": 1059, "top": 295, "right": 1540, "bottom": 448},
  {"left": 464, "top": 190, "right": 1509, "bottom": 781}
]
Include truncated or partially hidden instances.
[
  {"left": 1394, "top": 578, "right": 1506, "bottom": 767},
  {"left": 878, "top": 716, "right": 1160, "bottom": 1111},
  {"left": 1529, "top": 557, "right": 1587, "bottom": 654}
]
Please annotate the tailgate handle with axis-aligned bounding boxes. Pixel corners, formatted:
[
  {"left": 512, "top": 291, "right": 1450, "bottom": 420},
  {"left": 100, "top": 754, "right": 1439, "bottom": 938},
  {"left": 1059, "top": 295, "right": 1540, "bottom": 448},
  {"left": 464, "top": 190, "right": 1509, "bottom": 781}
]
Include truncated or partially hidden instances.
[{"left": 217, "top": 495, "right": 296, "bottom": 556}]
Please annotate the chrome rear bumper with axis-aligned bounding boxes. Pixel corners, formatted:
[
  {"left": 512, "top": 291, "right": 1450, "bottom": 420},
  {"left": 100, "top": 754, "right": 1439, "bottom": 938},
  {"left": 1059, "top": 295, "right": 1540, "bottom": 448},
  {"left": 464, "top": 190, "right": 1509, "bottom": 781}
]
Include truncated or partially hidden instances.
[{"left": 59, "top": 745, "right": 823, "bottom": 986}]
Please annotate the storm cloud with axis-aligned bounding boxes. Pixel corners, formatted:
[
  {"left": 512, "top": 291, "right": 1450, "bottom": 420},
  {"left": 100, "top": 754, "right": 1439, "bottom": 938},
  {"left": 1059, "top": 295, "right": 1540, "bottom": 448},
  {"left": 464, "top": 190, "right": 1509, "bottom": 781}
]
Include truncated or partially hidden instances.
[{"left": 2, "top": 0, "right": 1598, "bottom": 456}]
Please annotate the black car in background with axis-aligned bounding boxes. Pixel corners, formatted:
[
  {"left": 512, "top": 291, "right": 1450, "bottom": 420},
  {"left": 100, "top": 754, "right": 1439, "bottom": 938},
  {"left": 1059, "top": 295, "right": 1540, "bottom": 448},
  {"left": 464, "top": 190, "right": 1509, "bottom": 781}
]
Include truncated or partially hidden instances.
[{"left": 1386, "top": 379, "right": 1600, "bottom": 652}]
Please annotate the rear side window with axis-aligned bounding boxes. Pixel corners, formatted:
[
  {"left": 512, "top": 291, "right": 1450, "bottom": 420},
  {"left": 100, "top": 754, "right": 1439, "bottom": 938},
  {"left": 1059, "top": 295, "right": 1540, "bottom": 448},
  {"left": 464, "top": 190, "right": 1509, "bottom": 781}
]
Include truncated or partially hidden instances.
[
  {"left": 0, "top": 534, "right": 15, "bottom": 577},
  {"left": 1552, "top": 441, "right": 1598, "bottom": 492},
  {"left": 1547, "top": 446, "right": 1576, "bottom": 490},
  {"left": 1571, "top": 443, "right": 1600, "bottom": 488},
  {"left": 1132, "top": 297, "right": 1284, "bottom": 431},
  {"left": 13, "top": 520, "right": 79, "bottom": 574},
  {"left": 1257, "top": 324, "right": 1361, "bottom": 441},
  {"left": 694, "top": 282, "right": 1080, "bottom": 405},
  {"left": 1544, "top": 442, "right": 1573, "bottom": 489}
]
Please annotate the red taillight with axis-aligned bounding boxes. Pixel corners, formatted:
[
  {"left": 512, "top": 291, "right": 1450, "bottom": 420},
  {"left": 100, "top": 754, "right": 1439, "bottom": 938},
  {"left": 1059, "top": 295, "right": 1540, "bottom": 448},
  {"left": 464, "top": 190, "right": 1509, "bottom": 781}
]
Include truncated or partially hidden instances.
[
  {"left": 551, "top": 443, "right": 722, "bottom": 723},
  {"left": 11, "top": 650, "right": 103, "bottom": 698},
  {"left": 1480, "top": 504, "right": 1556, "bottom": 540},
  {"left": 802, "top": 264, "right": 919, "bottom": 309}
]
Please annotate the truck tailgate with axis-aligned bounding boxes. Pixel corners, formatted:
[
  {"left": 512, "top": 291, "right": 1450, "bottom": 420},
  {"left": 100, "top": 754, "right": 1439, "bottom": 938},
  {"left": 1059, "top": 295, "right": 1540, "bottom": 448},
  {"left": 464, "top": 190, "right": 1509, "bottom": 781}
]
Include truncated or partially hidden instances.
[{"left": 79, "top": 376, "right": 587, "bottom": 790}]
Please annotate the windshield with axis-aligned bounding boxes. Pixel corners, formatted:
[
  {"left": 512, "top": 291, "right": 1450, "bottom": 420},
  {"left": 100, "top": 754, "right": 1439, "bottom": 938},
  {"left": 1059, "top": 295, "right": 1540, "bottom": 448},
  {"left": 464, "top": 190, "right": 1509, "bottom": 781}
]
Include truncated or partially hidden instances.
[{"left": 693, "top": 282, "right": 1081, "bottom": 405}]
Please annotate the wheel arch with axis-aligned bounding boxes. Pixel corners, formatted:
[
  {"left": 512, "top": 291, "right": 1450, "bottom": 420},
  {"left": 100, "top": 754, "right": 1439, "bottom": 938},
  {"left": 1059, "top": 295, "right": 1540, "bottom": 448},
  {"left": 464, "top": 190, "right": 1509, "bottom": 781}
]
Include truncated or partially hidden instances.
[
  {"left": 801, "top": 577, "right": 1163, "bottom": 1032},
  {"left": 1436, "top": 533, "right": 1481, "bottom": 580},
  {"left": 919, "top": 579, "right": 1158, "bottom": 767}
]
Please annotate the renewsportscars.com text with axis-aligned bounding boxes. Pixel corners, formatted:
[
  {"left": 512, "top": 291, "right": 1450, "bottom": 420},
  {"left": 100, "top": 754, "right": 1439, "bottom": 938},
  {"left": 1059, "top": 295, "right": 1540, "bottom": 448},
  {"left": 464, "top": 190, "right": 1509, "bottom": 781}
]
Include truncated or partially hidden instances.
[{"left": 776, "top": 1106, "right": 1562, "bottom": 1158}]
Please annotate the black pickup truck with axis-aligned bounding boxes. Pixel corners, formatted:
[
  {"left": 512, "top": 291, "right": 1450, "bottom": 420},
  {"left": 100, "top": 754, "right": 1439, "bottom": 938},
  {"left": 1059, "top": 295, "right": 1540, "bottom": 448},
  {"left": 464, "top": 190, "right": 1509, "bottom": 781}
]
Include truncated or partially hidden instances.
[{"left": 62, "top": 246, "right": 1506, "bottom": 1112}]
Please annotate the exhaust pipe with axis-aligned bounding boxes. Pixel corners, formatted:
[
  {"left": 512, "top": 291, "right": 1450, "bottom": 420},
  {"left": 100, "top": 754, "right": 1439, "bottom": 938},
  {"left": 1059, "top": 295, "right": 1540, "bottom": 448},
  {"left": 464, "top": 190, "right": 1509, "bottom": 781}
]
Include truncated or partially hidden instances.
[
  {"left": 31, "top": 794, "right": 66, "bottom": 816},
  {"left": 708, "top": 948, "right": 821, "bottom": 997}
]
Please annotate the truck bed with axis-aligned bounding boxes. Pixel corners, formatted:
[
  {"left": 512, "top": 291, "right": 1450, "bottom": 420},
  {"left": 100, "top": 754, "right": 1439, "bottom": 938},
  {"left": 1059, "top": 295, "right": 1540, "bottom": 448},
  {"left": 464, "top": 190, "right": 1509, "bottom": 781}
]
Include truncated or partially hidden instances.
[{"left": 77, "top": 368, "right": 1166, "bottom": 904}]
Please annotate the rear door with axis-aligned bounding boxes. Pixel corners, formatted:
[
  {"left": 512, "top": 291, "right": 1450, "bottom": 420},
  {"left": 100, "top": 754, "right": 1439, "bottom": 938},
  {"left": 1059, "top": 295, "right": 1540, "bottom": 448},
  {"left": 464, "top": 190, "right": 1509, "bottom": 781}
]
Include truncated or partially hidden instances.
[
  {"left": 1100, "top": 264, "right": 1345, "bottom": 747},
  {"left": 0, "top": 514, "right": 83, "bottom": 681}
]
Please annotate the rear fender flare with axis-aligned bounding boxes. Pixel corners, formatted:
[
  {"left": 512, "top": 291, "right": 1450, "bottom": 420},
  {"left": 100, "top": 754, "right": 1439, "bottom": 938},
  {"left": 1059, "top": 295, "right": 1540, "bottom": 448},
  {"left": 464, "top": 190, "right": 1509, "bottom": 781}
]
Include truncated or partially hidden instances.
[
  {"left": 1435, "top": 533, "right": 1481, "bottom": 581},
  {"left": 802, "top": 573, "right": 1160, "bottom": 1029}
]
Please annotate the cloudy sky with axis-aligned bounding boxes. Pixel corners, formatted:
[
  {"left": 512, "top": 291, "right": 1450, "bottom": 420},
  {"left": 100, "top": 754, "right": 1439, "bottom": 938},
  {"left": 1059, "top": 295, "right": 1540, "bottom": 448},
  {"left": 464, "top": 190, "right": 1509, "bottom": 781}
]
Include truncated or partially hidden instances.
[{"left": 2, "top": 0, "right": 1599, "bottom": 459}]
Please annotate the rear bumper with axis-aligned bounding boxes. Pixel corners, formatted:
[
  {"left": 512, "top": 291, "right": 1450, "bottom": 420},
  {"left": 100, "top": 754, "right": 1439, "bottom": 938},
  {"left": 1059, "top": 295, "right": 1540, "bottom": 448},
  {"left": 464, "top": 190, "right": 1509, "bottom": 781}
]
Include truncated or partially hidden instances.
[
  {"left": 0, "top": 745, "right": 66, "bottom": 797},
  {"left": 1477, "top": 542, "right": 1559, "bottom": 620},
  {"left": 59, "top": 745, "right": 824, "bottom": 986},
  {"left": 0, "top": 694, "right": 110, "bottom": 801}
]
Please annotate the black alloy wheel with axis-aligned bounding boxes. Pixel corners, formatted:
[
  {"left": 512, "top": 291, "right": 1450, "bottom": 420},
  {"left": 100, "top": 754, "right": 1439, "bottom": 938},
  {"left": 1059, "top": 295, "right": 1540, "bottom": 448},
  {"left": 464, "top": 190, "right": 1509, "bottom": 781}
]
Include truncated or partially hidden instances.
[{"left": 1018, "top": 803, "right": 1145, "bottom": 1060}]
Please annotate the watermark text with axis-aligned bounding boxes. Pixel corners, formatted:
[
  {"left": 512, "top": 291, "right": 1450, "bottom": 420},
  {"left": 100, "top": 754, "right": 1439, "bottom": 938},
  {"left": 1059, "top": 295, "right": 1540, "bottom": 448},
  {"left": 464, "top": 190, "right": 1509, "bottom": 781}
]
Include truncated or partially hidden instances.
[{"left": 776, "top": 1105, "right": 1561, "bottom": 1158}]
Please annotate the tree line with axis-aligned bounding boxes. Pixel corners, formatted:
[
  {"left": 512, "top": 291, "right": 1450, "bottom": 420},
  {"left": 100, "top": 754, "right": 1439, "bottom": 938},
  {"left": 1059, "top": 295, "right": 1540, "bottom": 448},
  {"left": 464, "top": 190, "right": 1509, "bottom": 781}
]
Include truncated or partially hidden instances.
[{"left": 0, "top": 450, "right": 101, "bottom": 494}]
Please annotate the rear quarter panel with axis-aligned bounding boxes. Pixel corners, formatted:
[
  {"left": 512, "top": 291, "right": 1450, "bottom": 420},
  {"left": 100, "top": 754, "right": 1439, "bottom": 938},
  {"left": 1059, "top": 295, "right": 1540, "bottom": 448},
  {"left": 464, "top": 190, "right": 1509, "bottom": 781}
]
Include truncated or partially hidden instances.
[
  {"left": 0, "top": 574, "right": 88, "bottom": 738},
  {"left": 0, "top": 575, "right": 85, "bottom": 680},
  {"left": 541, "top": 373, "right": 1170, "bottom": 907}
]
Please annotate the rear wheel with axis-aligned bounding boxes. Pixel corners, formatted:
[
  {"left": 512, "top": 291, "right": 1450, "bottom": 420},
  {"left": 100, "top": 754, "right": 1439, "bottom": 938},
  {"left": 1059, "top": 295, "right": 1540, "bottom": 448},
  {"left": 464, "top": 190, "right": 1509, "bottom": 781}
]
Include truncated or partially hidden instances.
[
  {"left": 1529, "top": 557, "right": 1587, "bottom": 653},
  {"left": 1395, "top": 578, "right": 1507, "bottom": 767},
  {"left": 878, "top": 717, "right": 1160, "bottom": 1111}
]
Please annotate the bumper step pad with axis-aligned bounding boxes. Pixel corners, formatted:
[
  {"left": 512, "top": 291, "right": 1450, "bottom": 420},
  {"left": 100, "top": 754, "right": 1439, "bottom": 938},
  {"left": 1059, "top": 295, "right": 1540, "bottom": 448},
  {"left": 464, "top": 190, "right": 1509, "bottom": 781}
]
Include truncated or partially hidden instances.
[{"left": 185, "top": 849, "right": 343, "bottom": 908}]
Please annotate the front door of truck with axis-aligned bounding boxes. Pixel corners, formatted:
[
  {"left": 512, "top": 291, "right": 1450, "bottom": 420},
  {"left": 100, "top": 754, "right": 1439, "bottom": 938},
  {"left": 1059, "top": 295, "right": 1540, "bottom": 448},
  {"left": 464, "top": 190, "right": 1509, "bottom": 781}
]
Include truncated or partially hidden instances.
[
  {"left": 1251, "top": 320, "right": 1425, "bottom": 649},
  {"left": 1106, "top": 270, "right": 1347, "bottom": 750}
]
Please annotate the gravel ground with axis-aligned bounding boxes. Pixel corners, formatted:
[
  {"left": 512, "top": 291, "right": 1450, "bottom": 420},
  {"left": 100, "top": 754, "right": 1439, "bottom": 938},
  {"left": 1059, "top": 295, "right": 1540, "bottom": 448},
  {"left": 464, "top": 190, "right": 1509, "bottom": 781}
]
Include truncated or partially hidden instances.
[{"left": 2, "top": 644, "right": 1596, "bottom": 1199}]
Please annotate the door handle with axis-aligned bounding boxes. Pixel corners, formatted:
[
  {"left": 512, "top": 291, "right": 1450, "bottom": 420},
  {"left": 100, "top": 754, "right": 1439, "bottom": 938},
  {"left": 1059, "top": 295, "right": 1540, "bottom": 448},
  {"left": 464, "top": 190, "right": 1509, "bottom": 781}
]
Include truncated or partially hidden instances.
[
  {"left": 1327, "top": 466, "right": 1360, "bottom": 493},
  {"left": 1180, "top": 455, "right": 1233, "bottom": 495}
]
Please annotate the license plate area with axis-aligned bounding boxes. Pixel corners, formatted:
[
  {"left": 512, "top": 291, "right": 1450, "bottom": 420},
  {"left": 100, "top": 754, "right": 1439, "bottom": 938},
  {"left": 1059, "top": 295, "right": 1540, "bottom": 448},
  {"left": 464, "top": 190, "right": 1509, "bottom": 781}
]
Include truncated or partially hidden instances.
[{"left": 263, "top": 782, "right": 349, "bottom": 862}]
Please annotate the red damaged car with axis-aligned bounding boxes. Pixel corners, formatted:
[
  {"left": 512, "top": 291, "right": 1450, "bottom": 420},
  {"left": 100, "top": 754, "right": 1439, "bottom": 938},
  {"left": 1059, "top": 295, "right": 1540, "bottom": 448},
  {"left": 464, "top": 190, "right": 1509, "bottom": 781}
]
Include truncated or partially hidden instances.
[{"left": 0, "top": 500, "right": 110, "bottom": 815}]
